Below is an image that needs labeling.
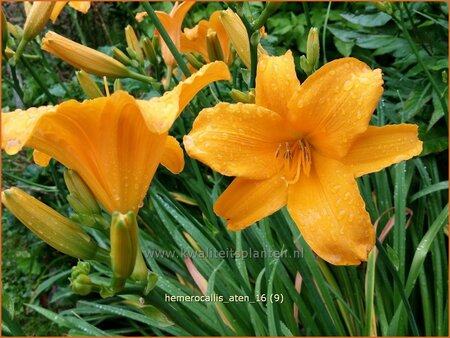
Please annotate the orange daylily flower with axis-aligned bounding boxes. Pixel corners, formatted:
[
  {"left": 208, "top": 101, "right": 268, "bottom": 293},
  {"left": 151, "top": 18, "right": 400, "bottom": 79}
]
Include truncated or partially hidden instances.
[
  {"left": 2, "top": 61, "right": 230, "bottom": 215},
  {"left": 184, "top": 51, "right": 423, "bottom": 265},
  {"left": 181, "top": 11, "right": 232, "bottom": 65},
  {"left": 136, "top": 1, "right": 195, "bottom": 68}
]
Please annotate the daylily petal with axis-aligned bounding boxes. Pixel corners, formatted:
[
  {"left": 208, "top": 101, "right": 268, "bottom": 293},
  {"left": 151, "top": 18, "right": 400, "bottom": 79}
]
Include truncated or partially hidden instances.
[
  {"left": 2, "top": 105, "right": 57, "bottom": 155},
  {"left": 68, "top": 1, "right": 91, "bottom": 14},
  {"left": 343, "top": 124, "right": 423, "bottom": 177},
  {"left": 287, "top": 58, "right": 383, "bottom": 159},
  {"left": 2, "top": 92, "right": 166, "bottom": 215},
  {"left": 161, "top": 136, "right": 184, "bottom": 174},
  {"left": 50, "top": 1, "right": 68, "bottom": 22},
  {"left": 287, "top": 151, "right": 374, "bottom": 265},
  {"left": 33, "top": 150, "right": 51, "bottom": 167},
  {"left": 255, "top": 50, "right": 300, "bottom": 117},
  {"left": 137, "top": 61, "right": 230, "bottom": 134},
  {"left": 155, "top": 1, "right": 195, "bottom": 67},
  {"left": 184, "top": 102, "right": 290, "bottom": 179},
  {"left": 215, "top": 175, "right": 288, "bottom": 231}
]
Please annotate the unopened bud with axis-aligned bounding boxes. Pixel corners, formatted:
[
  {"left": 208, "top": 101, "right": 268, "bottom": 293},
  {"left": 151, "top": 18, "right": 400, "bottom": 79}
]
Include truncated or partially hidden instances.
[
  {"left": 71, "top": 261, "right": 91, "bottom": 280},
  {"left": 125, "top": 25, "right": 144, "bottom": 65},
  {"left": 113, "top": 47, "right": 133, "bottom": 66},
  {"left": 220, "top": 9, "right": 266, "bottom": 69},
  {"left": 206, "top": 30, "right": 224, "bottom": 62},
  {"left": 230, "top": 89, "right": 255, "bottom": 103},
  {"left": 114, "top": 78, "right": 122, "bottom": 92},
  {"left": 110, "top": 211, "right": 138, "bottom": 291},
  {"left": 2, "top": 10, "right": 8, "bottom": 53},
  {"left": 185, "top": 52, "right": 206, "bottom": 70},
  {"left": 2, "top": 187, "right": 106, "bottom": 261},
  {"left": 141, "top": 37, "right": 158, "bottom": 65},
  {"left": 64, "top": 170, "right": 101, "bottom": 215},
  {"left": 42, "top": 31, "right": 131, "bottom": 78},
  {"left": 71, "top": 274, "right": 93, "bottom": 296},
  {"left": 15, "top": 1, "right": 55, "bottom": 61},
  {"left": 306, "top": 27, "right": 319, "bottom": 70},
  {"left": 76, "top": 70, "right": 103, "bottom": 99},
  {"left": 7, "top": 23, "right": 22, "bottom": 40}
]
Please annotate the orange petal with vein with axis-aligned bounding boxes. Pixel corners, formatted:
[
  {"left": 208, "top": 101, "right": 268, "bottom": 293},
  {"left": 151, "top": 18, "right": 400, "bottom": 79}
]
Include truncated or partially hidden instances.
[
  {"left": 161, "top": 136, "right": 184, "bottom": 174},
  {"left": 287, "top": 151, "right": 374, "bottom": 265},
  {"left": 215, "top": 175, "right": 288, "bottom": 231},
  {"left": 343, "top": 124, "right": 423, "bottom": 177}
]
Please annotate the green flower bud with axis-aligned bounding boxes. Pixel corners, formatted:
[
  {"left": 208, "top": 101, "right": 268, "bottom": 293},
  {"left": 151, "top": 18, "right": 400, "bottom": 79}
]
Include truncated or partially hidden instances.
[
  {"left": 15, "top": 1, "right": 55, "bottom": 61},
  {"left": 230, "top": 89, "right": 255, "bottom": 103},
  {"left": 206, "top": 30, "right": 224, "bottom": 62},
  {"left": 2, "top": 10, "right": 8, "bottom": 54},
  {"left": 142, "top": 37, "right": 158, "bottom": 65},
  {"left": 76, "top": 70, "right": 104, "bottom": 99},
  {"left": 2, "top": 187, "right": 107, "bottom": 262},
  {"left": 110, "top": 211, "right": 139, "bottom": 291},
  {"left": 185, "top": 52, "right": 206, "bottom": 70},
  {"left": 64, "top": 170, "right": 101, "bottom": 215},
  {"left": 125, "top": 25, "right": 144, "bottom": 65},
  {"left": 71, "top": 274, "right": 93, "bottom": 296}
]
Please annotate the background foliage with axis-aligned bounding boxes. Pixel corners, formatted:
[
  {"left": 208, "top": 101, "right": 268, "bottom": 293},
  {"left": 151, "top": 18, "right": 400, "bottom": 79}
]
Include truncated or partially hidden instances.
[{"left": 2, "top": 1, "right": 448, "bottom": 336}]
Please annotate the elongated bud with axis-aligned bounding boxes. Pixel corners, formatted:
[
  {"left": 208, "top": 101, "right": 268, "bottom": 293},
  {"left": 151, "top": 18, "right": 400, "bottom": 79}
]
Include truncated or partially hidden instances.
[
  {"left": 114, "top": 78, "right": 122, "bottom": 92},
  {"left": 125, "top": 25, "right": 144, "bottom": 65},
  {"left": 220, "top": 9, "right": 250, "bottom": 68},
  {"left": 300, "top": 27, "right": 319, "bottom": 76},
  {"left": 152, "top": 35, "right": 159, "bottom": 52},
  {"left": 64, "top": 170, "right": 101, "bottom": 214},
  {"left": 141, "top": 37, "right": 158, "bottom": 65},
  {"left": 15, "top": 2, "right": 55, "bottom": 62},
  {"left": 230, "top": 89, "right": 255, "bottom": 103},
  {"left": 185, "top": 52, "right": 206, "bottom": 70},
  {"left": 76, "top": 70, "right": 103, "bottom": 99},
  {"left": 110, "top": 211, "right": 138, "bottom": 291},
  {"left": 42, "top": 31, "right": 131, "bottom": 78},
  {"left": 112, "top": 47, "right": 133, "bottom": 66},
  {"left": 220, "top": 9, "right": 266, "bottom": 69},
  {"left": 2, "top": 10, "right": 8, "bottom": 54},
  {"left": 206, "top": 30, "right": 224, "bottom": 62},
  {"left": 7, "top": 22, "right": 22, "bottom": 41},
  {"left": 306, "top": 27, "right": 319, "bottom": 69},
  {"left": 23, "top": 2, "right": 32, "bottom": 17},
  {"left": 2, "top": 187, "right": 105, "bottom": 261}
]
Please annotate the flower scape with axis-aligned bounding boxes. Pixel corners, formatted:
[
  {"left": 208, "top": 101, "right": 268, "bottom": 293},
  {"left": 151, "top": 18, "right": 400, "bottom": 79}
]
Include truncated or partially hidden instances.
[{"left": 1, "top": 1, "right": 447, "bottom": 337}]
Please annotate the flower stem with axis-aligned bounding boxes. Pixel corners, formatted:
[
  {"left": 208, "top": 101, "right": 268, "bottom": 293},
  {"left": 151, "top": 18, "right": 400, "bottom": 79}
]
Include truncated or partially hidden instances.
[{"left": 142, "top": 2, "right": 191, "bottom": 77}]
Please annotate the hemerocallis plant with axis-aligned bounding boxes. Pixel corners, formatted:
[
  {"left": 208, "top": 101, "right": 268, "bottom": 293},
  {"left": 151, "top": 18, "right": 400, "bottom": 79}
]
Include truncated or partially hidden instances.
[
  {"left": 181, "top": 11, "right": 232, "bottom": 65},
  {"left": 184, "top": 51, "right": 423, "bottom": 265},
  {"left": 136, "top": 1, "right": 195, "bottom": 68},
  {"left": 2, "top": 61, "right": 230, "bottom": 215}
]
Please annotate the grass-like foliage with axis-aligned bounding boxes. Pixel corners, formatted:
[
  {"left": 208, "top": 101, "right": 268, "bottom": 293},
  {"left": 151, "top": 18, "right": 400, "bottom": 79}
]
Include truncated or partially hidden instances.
[{"left": 1, "top": 1, "right": 448, "bottom": 336}]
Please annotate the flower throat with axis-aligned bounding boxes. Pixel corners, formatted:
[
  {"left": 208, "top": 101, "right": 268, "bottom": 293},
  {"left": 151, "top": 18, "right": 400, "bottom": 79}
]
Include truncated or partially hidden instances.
[{"left": 275, "top": 139, "right": 312, "bottom": 184}]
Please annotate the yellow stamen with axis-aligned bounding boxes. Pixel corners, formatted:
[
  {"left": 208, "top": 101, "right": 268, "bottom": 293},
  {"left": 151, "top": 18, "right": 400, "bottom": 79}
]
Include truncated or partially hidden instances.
[{"left": 276, "top": 139, "right": 312, "bottom": 184}]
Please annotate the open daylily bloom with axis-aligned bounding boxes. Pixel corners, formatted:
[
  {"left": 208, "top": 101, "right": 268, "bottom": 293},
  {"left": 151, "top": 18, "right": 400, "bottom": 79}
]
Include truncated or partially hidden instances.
[
  {"left": 184, "top": 51, "right": 423, "bottom": 265},
  {"left": 136, "top": 1, "right": 195, "bottom": 68},
  {"left": 181, "top": 11, "right": 232, "bottom": 65},
  {"left": 50, "top": 1, "right": 91, "bottom": 23},
  {"left": 2, "top": 61, "right": 230, "bottom": 215}
]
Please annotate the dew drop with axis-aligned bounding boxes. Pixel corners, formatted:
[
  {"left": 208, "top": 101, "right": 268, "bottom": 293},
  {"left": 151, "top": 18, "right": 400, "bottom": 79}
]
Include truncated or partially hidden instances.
[
  {"left": 343, "top": 80, "right": 353, "bottom": 91},
  {"left": 5, "top": 138, "right": 22, "bottom": 154}
]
